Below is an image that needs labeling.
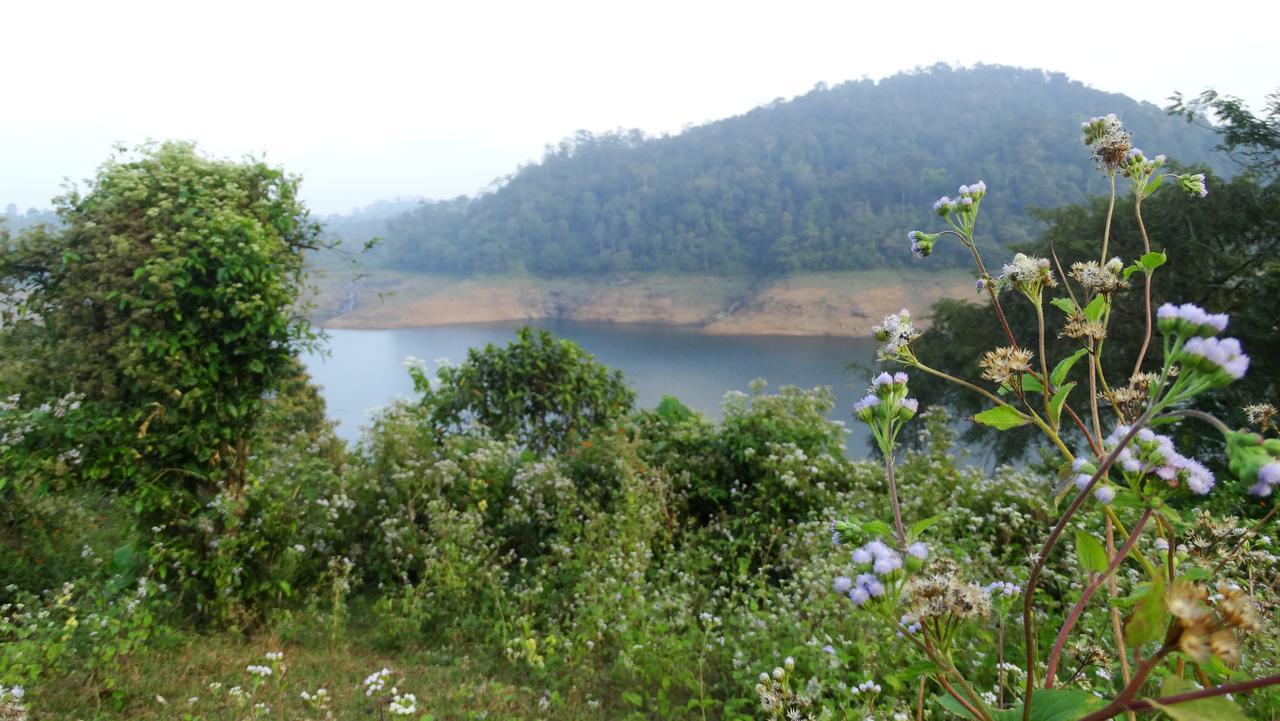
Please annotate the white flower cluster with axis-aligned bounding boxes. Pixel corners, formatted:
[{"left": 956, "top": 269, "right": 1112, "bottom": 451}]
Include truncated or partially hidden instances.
[
  {"left": 362, "top": 667, "right": 392, "bottom": 697},
  {"left": 1000, "top": 253, "right": 1055, "bottom": 294},
  {"left": 246, "top": 664, "right": 273, "bottom": 678},
  {"left": 389, "top": 691, "right": 418, "bottom": 715},
  {"left": 871, "top": 309, "right": 918, "bottom": 358}
]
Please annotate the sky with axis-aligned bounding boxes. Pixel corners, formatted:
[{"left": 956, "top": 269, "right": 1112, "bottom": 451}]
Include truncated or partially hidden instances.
[{"left": 2, "top": 0, "right": 1275, "bottom": 216}]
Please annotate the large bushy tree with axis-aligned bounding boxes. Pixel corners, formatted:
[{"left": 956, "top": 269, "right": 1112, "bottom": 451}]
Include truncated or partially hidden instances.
[{"left": 0, "top": 142, "right": 323, "bottom": 497}]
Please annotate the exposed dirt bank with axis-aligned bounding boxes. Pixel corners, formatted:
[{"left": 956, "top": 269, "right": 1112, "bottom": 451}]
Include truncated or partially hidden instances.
[{"left": 307, "top": 269, "right": 973, "bottom": 337}]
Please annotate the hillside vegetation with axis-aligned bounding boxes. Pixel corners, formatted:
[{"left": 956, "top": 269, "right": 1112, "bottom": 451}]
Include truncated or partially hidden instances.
[{"left": 375, "top": 64, "right": 1226, "bottom": 276}]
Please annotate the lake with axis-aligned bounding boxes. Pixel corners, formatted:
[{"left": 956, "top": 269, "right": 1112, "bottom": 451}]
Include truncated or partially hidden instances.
[{"left": 302, "top": 321, "right": 881, "bottom": 455}]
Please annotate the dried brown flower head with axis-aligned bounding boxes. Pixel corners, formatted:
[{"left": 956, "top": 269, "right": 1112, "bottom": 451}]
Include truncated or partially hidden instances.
[
  {"left": 980, "top": 347, "right": 1035, "bottom": 386},
  {"left": 1164, "top": 578, "right": 1263, "bottom": 668},
  {"left": 1244, "top": 403, "right": 1278, "bottom": 432},
  {"left": 1083, "top": 114, "right": 1132, "bottom": 172},
  {"left": 1061, "top": 314, "right": 1108, "bottom": 342},
  {"left": 905, "top": 564, "right": 991, "bottom": 621}
]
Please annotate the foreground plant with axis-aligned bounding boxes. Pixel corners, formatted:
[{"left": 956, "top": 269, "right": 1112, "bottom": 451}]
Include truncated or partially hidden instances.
[{"left": 815, "top": 114, "right": 1280, "bottom": 721}]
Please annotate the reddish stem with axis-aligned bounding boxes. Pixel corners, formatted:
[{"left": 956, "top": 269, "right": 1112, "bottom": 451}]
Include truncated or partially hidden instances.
[{"left": 1044, "top": 508, "right": 1153, "bottom": 687}]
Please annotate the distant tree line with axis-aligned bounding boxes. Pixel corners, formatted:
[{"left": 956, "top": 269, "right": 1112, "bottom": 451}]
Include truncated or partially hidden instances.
[{"left": 375, "top": 64, "right": 1228, "bottom": 276}]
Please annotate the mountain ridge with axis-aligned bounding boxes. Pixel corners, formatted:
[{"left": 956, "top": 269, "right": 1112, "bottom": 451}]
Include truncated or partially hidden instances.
[{"left": 366, "top": 63, "right": 1228, "bottom": 277}]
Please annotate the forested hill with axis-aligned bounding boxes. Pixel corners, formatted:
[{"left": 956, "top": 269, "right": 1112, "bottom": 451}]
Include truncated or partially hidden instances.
[{"left": 378, "top": 64, "right": 1228, "bottom": 276}]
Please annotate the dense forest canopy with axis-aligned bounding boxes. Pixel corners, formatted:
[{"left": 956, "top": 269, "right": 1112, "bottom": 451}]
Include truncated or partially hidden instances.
[{"left": 373, "top": 64, "right": 1229, "bottom": 276}]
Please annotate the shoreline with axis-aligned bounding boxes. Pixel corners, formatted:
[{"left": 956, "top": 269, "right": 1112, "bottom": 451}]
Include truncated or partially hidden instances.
[{"left": 305, "top": 268, "right": 974, "bottom": 337}]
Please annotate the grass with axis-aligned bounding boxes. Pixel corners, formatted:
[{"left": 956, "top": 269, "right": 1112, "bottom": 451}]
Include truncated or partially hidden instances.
[{"left": 37, "top": 621, "right": 620, "bottom": 720}]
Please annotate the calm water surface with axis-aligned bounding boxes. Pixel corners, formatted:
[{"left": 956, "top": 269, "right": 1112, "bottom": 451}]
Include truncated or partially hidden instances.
[{"left": 302, "top": 321, "right": 879, "bottom": 455}]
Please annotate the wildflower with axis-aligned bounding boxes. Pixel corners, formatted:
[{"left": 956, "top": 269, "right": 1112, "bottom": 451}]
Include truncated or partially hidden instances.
[
  {"left": 363, "top": 668, "right": 392, "bottom": 696},
  {"left": 833, "top": 576, "right": 854, "bottom": 594},
  {"left": 1070, "top": 260, "right": 1127, "bottom": 295},
  {"left": 975, "top": 277, "right": 987, "bottom": 292},
  {"left": 1157, "top": 302, "right": 1229, "bottom": 337},
  {"left": 872, "top": 309, "right": 919, "bottom": 359},
  {"left": 246, "top": 664, "right": 273, "bottom": 678},
  {"left": 933, "top": 196, "right": 954, "bottom": 216},
  {"left": 1179, "top": 336, "right": 1250, "bottom": 380},
  {"left": 1081, "top": 114, "right": 1131, "bottom": 171},
  {"left": 979, "top": 346, "right": 1034, "bottom": 386},
  {"left": 1250, "top": 462, "right": 1280, "bottom": 497},
  {"left": 908, "top": 230, "right": 939, "bottom": 258},
  {"left": 1094, "top": 485, "right": 1115, "bottom": 504},
  {"left": 907, "top": 541, "right": 929, "bottom": 559},
  {"left": 1243, "top": 403, "right": 1277, "bottom": 431},
  {"left": 1178, "top": 172, "right": 1209, "bottom": 198},
  {"left": 983, "top": 580, "right": 1021, "bottom": 597},
  {"left": 898, "top": 613, "right": 922, "bottom": 634},
  {"left": 1000, "top": 253, "right": 1056, "bottom": 296},
  {"left": 1061, "top": 313, "right": 1107, "bottom": 342},
  {"left": 389, "top": 693, "right": 418, "bottom": 716},
  {"left": 905, "top": 568, "right": 991, "bottom": 620}
]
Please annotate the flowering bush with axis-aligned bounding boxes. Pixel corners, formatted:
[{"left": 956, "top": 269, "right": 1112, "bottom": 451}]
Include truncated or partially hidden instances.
[{"left": 812, "top": 113, "right": 1280, "bottom": 721}]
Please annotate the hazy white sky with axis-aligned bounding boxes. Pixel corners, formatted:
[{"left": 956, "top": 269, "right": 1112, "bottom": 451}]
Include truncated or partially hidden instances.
[{"left": 2, "top": 0, "right": 1275, "bottom": 215}]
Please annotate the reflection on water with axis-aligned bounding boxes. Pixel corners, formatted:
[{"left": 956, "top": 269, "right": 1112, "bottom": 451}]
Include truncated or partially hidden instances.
[{"left": 301, "top": 321, "right": 880, "bottom": 455}]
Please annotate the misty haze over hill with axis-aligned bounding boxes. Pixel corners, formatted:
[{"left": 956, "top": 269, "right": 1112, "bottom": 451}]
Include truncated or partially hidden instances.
[
  {"left": 363, "top": 65, "right": 1228, "bottom": 276},
  {"left": 6, "top": 65, "right": 1230, "bottom": 278}
]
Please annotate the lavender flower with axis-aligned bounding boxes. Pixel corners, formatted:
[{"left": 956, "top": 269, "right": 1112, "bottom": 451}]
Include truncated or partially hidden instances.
[
  {"left": 1180, "top": 336, "right": 1250, "bottom": 380},
  {"left": 1157, "top": 302, "right": 1229, "bottom": 336},
  {"left": 1251, "top": 462, "right": 1280, "bottom": 497},
  {"left": 1094, "top": 485, "right": 1116, "bottom": 504}
]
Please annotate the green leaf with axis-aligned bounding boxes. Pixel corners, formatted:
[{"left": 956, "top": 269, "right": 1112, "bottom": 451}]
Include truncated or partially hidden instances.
[
  {"left": 1143, "top": 175, "right": 1165, "bottom": 197},
  {"left": 998, "top": 376, "right": 1039, "bottom": 396},
  {"left": 1023, "top": 689, "right": 1110, "bottom": 721},
  {"left": 999, "top": 374, "right": 1043, "bottom": 396},
  {"left": 860, "top": 520, "right": 896, "bottom": 540},
  {"left": 1049, "top": 382, "right": 1075, "bottom": 427},
  {"left": 1139, "top": 251, "right": 1167, "bottom": 272},
  {"left": 935, "top": 689, "right": 1105, "bottom": 721},
  {"left": 621, "top": 691, "right": 644, "bottom": 708},
  {"left": 1083, "top": 294, "right": 1106, "bottom": 323},
  {"left": 1147, "top": 677, "right": 1249, "bottom": 721},
  {"left": 934, "top": 693, "right": 981, "bottom": 720},
  {"left": 1124, "top": 577, "right": 1167, "bottom": 647},
  {"left": 974, "top": 405, "right": 1031, "bottom": 431},
  {"left": 1075, "top": 531, "right": 1108, "bottom": 573},
  {"left": 1180, "top": 566, "right": 1212, "bottom": 581},
  {"left": 1049, "top": 297, "right": 1078, "bottom": 315},
  {"left": 1050, "top": 349, "right": 1089, "bottom": 387},
  {"left": 903, "top": 658, "right": 940, "bottom": 681},
  {"left": 909, "top": 515, "right": 941, "bottom": 541}
]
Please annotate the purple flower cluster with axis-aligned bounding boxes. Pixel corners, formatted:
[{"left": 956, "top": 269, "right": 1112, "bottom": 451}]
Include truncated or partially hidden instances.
[
  {"left": 1157, "top": 302, "right": 1229, "bottom": 336},
  {"left": 853, "top": 539, "right": 903, "bottom": 575},
  {"left": 834, "top": 538, "right": 906, "bottom": 607},
  {"left": 1251, "top": 462, "right": 1280, "bottom": 497},
  {"left": 983, "top": 580, "right": 1021, "bottom": 597},
  {"left": 1093, "top": 425, "right": 1216, "bottom": 495},
  {"left": 1181, "top": 337, "right": 1250, "bottom": 380},
  {"left": 854, "top": 371, "right": 918, "bottom": 422}
]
